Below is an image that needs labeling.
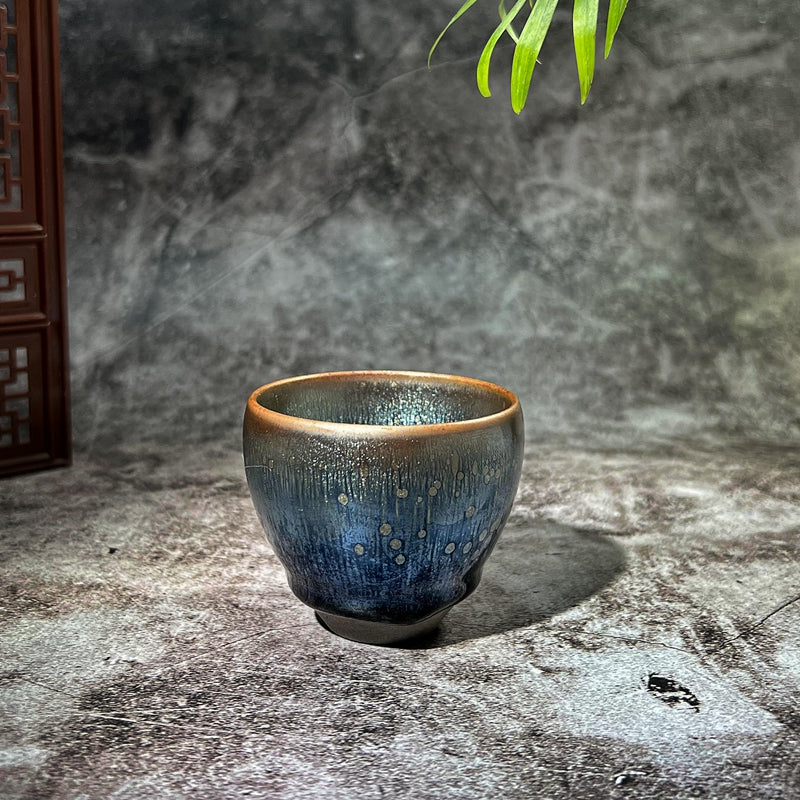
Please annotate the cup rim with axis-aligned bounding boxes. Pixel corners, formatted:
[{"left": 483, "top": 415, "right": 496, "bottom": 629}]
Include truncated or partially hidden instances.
[{"left": 246, "top": 370, "right": 521, "bottom": 437}]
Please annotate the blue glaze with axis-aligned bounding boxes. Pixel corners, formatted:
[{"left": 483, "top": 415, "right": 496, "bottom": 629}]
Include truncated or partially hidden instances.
[{"left": 243, "top": 372, "right": 524, "bottom": 631}]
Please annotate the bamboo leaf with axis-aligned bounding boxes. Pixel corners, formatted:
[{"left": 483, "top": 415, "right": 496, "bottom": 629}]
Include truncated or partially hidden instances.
[
  {"left": 428, "top": 0, "right": 483, "bottom": 68},
  {"left": 477, "top": 0, "right": 529, "bottom": 98},
  {"left": 510, "top": 0, "right": 559, "bottom": 114},
  {"left": 499, "top": 0, "right": 521, "bottom": 43},
  {"left": 573, "top": 0, "right": 599, "bottom": 104},
  {"left": 604, "top": 0, "right": 629, "bottom": 58}
]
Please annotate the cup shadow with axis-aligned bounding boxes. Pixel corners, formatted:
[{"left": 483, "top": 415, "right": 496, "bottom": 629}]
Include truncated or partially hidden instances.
[{"left": 398, "top": 518, "right": 627, "bottom": 649}]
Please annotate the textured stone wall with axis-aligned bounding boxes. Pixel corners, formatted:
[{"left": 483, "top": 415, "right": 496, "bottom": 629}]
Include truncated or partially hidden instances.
[{"left": 59, "top": 0, "right": 800, "bottom": 450}]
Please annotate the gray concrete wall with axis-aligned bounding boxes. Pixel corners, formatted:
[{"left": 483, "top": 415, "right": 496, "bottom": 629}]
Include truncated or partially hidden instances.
[{"left": 60, "top": 0, "right": 800, "bottom": 451}]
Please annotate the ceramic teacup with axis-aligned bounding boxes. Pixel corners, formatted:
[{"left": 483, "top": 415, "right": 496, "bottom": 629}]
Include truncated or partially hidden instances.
[{"left": 243, "top": 370, "right": 524, "bottom": 644}]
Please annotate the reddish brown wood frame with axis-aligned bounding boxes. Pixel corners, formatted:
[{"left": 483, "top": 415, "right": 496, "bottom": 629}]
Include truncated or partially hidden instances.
[{"left": 0, "top": 0, "right": 69, "bottom": 477}]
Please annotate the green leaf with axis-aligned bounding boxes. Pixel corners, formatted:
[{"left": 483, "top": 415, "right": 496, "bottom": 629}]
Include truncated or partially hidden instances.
[
  {"left": 573, "top": 0, "right": 599, "bottom": 104},
  {"left": 428, "top": 0, "right": 483, "bottom": 68},
  {"left": 499, "top": 0, "right": 520, "bottom": 43},
  {"left": 604, "top": 0, "right": 629, "bottom": 58},
  {"left": 510, "top": 0, "right": 559, "bottom": 114},
  {"left": 477, "top": 0, "right": 529, "bottom": 98}
]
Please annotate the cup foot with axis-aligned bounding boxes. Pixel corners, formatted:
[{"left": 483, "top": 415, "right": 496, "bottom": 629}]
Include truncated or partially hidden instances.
[{"left": 315, "top": 608, "right": 450, "bottom": 646}]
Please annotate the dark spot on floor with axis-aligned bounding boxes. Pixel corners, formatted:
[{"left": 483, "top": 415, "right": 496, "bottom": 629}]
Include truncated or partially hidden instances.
[{"left": 646, "top": 673, "right": 700, "bottom": 711}]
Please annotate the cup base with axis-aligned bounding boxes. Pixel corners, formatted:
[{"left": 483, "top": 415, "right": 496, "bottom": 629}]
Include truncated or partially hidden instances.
[{"left": 315, "top": 608, "right": 450, "bottom": 646}]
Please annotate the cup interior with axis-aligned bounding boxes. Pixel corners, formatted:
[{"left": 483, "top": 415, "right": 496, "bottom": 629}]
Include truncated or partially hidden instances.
[{"left": 254, "top": 372, "right": 515, "bottom": 427}]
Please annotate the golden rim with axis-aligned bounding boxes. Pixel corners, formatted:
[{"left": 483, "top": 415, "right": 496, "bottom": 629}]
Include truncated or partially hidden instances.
[{"left": 246, "top": 370, "right": 522, "bottom": 437}]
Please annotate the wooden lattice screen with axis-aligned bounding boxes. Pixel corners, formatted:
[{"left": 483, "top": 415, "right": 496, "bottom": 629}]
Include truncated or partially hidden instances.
[{"left": 0, "top": 0, "right": 69, "bottom": 477}]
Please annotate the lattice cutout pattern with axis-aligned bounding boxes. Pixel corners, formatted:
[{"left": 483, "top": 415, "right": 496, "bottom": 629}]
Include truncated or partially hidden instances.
[
  {"left": 0, "top": 1, "right": 67, "bottom": 474},
  {"left": 0, "top": 341, "right": 30, "bottom": 447},
  {"left": 0, "top": 1, "right": 21, "bottom": 211},
  {"left": 0, "top": 256, "right": 23, "bottom": 301}
]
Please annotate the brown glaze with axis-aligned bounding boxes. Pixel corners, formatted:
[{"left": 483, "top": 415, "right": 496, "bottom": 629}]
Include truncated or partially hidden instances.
[{"left": 246, "top": 369, "right": 521, "bottom": 439}]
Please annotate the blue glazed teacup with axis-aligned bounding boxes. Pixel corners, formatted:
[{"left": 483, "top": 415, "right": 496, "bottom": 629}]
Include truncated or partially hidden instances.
[{"left": 243, "top": 370, "right": 524, "bottom": 644}]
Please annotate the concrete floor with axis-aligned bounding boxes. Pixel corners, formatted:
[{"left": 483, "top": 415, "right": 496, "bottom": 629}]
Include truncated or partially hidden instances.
[{"left": 2, "top": 435, "right": 799, "bottom": 798}]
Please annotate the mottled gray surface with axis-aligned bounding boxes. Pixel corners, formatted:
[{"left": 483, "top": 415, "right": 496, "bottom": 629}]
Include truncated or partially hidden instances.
[
  {"left": 2, "top": 439, "right": 799, "bottom": 798},
  {"left": 59, "top": 0, "right": 800, "bottom": 450},
  {"left": 3, "top": 1, "right": 800, "bottom": 797}
]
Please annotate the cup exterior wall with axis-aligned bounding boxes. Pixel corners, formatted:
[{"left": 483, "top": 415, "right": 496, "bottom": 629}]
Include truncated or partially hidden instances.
[{"left": 244, "top": 409, "right": 524, "bottom": 625}]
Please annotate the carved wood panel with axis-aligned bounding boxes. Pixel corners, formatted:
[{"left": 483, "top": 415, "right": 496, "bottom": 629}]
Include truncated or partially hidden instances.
[{"left": 0, "top": 0, "right": 69, "bottom": 477}]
